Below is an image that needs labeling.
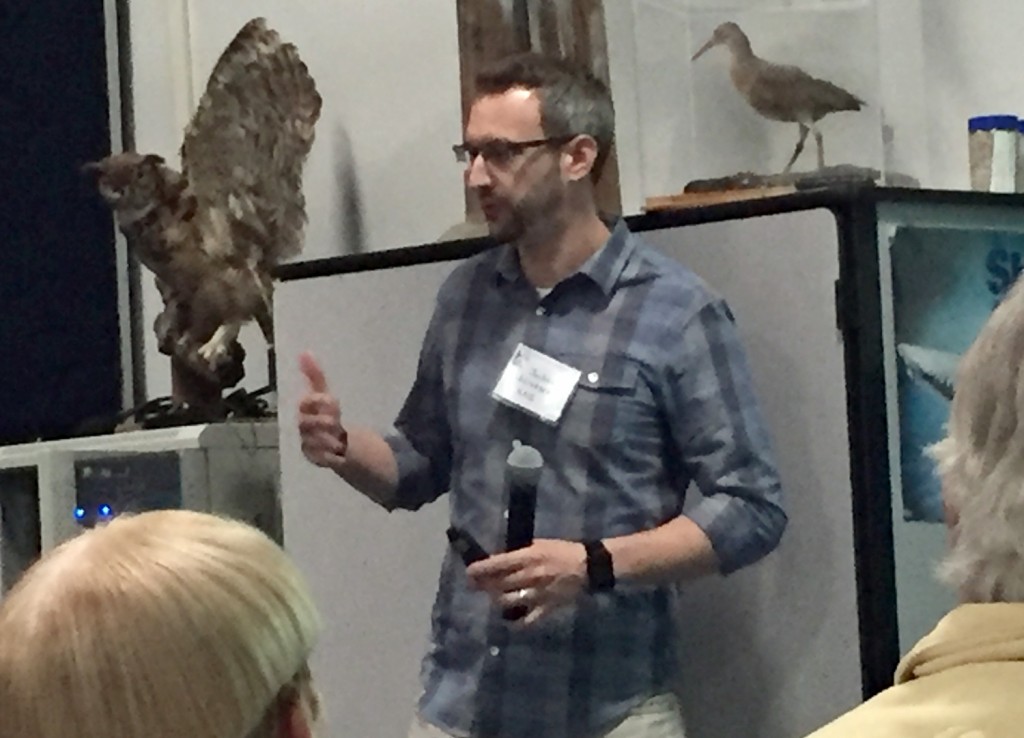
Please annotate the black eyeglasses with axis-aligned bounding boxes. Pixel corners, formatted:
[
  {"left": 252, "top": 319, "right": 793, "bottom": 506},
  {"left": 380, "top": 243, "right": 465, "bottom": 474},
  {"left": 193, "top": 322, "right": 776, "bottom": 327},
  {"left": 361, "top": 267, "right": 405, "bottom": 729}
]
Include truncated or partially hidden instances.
[{"left": 452, "top": 136, "right": 576, "bottom": 167}]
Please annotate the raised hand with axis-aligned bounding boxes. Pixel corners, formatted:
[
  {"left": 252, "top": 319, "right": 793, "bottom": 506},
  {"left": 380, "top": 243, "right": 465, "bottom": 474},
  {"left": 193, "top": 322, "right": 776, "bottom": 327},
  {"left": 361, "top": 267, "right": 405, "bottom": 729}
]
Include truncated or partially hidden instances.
[{"left": 297, "top": 351, "right": 348, "bottom": 471}]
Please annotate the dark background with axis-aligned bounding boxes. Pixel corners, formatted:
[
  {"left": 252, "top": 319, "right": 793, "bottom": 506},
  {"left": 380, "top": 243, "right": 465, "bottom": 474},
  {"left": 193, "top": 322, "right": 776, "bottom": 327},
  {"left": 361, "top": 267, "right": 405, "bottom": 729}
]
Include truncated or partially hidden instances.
[{"left": 0, "top": 0, "right": 122, "bottom": 443}]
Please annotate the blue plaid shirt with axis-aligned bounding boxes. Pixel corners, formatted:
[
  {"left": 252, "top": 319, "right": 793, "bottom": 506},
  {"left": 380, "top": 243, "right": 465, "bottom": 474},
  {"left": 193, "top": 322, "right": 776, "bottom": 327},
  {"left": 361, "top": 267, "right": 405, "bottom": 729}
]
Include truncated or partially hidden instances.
[{"left": 385, "top": 221, "right": 786, "bottom": 738}]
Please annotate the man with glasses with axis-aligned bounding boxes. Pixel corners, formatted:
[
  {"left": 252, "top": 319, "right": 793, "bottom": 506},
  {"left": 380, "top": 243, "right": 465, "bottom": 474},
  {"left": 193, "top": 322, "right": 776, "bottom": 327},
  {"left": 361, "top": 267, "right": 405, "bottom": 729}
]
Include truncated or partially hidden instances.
[{"left": 298, "top": 52, "right": 785, "bottom": 738}]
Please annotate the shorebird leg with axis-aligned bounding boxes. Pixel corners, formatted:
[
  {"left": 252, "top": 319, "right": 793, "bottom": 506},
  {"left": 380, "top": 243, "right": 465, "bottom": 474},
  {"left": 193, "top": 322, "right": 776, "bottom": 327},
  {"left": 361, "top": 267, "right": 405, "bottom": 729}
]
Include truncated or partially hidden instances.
[
  {"left": 783, "top": 123, "right": 810, "bottom": 174},
  {"left": 812, "top": 124, "right": 825, "bottom": 169}
]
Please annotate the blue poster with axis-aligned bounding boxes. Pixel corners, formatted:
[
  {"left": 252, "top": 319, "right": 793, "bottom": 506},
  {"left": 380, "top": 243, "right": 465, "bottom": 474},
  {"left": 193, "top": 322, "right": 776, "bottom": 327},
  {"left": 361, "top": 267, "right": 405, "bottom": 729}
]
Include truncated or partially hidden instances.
[{"left": 892, "top": 228, "right": 1024, "bottom": 522}]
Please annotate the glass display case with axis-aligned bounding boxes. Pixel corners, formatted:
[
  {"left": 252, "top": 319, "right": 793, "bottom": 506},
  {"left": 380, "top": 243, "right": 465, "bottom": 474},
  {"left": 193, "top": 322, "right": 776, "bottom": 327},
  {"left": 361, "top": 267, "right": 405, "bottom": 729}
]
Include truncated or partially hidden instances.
[
  {"left": 602, "top": 0, "right": 933, "bottom": 211},
  {"left": 648, "top": 2, "right": 878, "bottom": 178}
]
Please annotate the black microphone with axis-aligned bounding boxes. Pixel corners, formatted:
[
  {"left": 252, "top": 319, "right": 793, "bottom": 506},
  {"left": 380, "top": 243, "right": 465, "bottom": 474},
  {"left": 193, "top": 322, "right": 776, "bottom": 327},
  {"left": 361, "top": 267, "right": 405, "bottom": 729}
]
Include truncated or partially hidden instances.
[{"left": 503, "top": 440, "right": 543, "bottom": 620}]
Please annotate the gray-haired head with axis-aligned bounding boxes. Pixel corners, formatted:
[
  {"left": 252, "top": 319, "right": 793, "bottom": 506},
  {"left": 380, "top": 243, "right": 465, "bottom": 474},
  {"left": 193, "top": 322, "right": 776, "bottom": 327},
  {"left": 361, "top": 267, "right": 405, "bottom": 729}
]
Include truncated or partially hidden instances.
[
  {"left": 930, "top": 275, "right": 1024, "bottom": 603},
  {"left": 473, "top": 52, "right": 615, "bottom": 180}
]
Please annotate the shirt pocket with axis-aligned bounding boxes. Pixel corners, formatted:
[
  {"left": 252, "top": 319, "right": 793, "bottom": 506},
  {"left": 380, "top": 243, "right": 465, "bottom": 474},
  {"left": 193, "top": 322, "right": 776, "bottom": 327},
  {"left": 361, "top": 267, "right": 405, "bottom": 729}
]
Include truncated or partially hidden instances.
[{"left": 557, "top": 352, "right": 647, "bottom": 450}]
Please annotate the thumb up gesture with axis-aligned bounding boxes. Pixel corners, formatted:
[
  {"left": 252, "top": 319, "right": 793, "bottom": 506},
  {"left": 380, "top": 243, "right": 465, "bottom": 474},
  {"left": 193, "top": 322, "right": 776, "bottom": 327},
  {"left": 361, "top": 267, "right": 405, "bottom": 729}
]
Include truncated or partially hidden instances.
[{"left": 297, "top": 351, "right": 348, "bottom": 471}]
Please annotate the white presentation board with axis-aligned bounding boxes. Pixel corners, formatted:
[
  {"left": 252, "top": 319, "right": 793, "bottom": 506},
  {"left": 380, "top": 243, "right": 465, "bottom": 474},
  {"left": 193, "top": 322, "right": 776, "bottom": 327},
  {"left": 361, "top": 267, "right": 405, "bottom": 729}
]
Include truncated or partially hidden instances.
[{"left": 275, "top": 208, "right": 863, "bottom": 738}]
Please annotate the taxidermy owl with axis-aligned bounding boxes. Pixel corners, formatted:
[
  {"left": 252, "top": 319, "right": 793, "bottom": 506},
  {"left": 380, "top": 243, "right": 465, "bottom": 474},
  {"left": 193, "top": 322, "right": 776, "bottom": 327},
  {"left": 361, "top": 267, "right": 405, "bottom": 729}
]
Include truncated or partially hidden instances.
[{"left": 86, "top": 17, "right": 322, "bottom": 396}]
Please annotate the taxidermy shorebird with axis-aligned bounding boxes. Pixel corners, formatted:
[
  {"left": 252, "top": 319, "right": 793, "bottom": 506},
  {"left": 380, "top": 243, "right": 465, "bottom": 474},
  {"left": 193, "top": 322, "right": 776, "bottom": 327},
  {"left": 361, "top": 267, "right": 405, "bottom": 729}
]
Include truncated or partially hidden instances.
[{"left": 692, "top": 21, "right": 865, "bottom": 173}]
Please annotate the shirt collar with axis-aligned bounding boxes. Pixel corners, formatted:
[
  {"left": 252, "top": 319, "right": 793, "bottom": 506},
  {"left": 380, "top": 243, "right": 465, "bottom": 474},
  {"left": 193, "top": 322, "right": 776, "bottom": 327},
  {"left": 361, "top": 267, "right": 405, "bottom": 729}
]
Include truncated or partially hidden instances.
[
  {"left": 494, "top": 219, "right": 637, "bottom": 297},
  {"left": 895, "top": 602, "right": 1024, "bottom": 684}
]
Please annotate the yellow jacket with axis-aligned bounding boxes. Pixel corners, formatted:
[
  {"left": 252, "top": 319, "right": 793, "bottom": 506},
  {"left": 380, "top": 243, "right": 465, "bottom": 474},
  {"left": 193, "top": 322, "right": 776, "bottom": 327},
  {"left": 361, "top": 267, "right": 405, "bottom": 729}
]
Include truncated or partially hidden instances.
[{"left": 805, "top": 603, "right": 1024, "bottom": 737}]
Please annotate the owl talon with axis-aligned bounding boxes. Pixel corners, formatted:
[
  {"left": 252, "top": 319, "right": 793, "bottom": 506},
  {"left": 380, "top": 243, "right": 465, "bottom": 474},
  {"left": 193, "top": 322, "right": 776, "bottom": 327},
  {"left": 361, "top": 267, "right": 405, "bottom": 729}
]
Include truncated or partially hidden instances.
[
  {"left": 198, "top": 341, "right": 230, "bottom": 368},
  {"left": 197, "top": 323, "right": 242, "bottom": 370}
]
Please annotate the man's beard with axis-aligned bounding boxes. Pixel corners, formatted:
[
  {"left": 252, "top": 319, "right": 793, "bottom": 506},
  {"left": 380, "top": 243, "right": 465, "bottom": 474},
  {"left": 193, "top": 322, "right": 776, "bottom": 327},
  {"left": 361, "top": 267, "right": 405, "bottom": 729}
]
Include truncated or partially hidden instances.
[
  {"left": 486, "top": 205, "right": 526, "bottom": 244},
  {"left": 486, "top": 179, "right": 563, "bottom": 245}
]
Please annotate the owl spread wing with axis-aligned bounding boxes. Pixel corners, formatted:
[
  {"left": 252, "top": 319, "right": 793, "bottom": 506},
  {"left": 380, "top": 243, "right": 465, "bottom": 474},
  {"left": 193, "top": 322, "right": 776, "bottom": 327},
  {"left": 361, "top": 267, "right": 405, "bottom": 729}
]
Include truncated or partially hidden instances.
[{"left": 180, "top": 17, "right": 322, "bottom": 267}]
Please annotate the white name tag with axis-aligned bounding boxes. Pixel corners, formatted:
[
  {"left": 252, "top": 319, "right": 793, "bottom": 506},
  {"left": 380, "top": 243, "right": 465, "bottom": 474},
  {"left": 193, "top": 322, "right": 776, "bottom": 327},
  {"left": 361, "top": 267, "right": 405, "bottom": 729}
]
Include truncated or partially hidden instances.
[{"left": 492, "top": 343, "right": 582, "bottom": 424}]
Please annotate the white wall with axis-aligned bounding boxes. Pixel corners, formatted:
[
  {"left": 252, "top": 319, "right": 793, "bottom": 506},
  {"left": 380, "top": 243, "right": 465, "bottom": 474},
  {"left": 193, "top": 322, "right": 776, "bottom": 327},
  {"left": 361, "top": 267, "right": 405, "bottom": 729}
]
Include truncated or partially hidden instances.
[
  {"left": 920, "top": 0, "right": 1024, "bottom": 189},
  {"left": 276, "top": 267, "right": 454, "bottom": 738},
  {"left": 275, "top": 210, "right": 863, "bottom": 738}
]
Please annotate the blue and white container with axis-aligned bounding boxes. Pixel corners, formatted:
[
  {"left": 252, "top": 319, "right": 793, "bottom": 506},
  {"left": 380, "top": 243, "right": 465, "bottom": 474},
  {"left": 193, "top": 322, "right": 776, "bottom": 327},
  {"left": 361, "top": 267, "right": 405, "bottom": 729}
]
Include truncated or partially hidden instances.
[
  {"left": 968, "top": 115, "right": 1018, "bottom": 193},
  {"left": 1016, "top": 118, "right": 1024, "bottom": 193}
]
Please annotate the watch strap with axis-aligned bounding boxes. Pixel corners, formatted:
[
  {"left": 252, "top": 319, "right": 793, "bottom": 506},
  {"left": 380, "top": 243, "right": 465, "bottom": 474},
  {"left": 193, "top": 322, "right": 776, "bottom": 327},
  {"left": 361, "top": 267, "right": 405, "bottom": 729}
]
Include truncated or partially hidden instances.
[{"left": 584, "top": 539, "right": 615, "bottom": 592}]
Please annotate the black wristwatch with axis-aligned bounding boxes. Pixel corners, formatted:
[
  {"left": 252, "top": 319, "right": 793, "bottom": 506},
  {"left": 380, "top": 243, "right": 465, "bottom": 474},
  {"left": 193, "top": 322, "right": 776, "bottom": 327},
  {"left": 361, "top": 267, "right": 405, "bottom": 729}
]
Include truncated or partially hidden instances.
[{"left": 583, "top": 539, "right": 615, "bottom": 592}]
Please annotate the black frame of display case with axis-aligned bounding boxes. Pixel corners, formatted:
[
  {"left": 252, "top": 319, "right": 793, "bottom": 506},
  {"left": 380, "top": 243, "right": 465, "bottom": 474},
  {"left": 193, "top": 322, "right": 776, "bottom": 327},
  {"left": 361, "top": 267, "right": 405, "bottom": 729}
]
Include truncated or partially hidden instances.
[{"left": 276, "top": 185, "right": 1024, "bottom": 700}]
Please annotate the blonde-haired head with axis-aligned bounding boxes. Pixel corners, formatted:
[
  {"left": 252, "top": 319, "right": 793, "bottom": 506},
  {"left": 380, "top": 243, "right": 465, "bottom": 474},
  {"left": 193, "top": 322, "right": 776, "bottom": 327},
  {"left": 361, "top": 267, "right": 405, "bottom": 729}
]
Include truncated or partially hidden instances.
[
  {"left": 931, "top": 275, "right": 1024, "bottom": 602},
  {"left": 0, "top": 509, "right": 321, "bottom": 738}
]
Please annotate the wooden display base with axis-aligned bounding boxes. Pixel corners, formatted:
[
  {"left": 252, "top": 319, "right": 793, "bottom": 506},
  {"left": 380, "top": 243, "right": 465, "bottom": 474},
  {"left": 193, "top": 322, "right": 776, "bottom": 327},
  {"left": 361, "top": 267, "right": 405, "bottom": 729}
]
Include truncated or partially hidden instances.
[
  {"left": 645, "top": 164, "right": 918, "bottom": 211},
  {"left": 645, "top": 186, "right": 796, "bottom": 210}
]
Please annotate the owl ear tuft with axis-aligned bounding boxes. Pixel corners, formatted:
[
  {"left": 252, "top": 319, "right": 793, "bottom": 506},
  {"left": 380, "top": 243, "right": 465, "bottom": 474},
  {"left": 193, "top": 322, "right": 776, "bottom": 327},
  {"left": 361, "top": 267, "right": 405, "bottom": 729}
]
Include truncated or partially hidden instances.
[{"left": 142, "top": 154, "right": 166, "bottom": 168}]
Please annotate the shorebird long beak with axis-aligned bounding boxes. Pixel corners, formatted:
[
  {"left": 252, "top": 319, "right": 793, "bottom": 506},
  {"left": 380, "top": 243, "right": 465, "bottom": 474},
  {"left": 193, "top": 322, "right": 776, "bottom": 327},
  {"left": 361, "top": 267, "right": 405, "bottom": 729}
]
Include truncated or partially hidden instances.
[{"left": 691, "top": 37, "right": 717, "bottom": 61}]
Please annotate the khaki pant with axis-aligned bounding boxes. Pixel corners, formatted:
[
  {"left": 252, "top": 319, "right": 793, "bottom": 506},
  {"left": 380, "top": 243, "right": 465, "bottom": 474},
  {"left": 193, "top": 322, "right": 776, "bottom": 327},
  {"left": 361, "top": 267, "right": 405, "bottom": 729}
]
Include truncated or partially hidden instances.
[{"left": 407, "top": 693, "right": 686, "bottom": 738}]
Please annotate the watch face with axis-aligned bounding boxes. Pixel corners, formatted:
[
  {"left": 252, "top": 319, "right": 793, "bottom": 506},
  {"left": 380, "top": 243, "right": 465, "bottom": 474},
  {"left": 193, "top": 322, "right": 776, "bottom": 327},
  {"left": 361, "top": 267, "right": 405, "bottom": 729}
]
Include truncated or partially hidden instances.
[{"left": 585, "top": 540, "right": 615, "bottom": 591}]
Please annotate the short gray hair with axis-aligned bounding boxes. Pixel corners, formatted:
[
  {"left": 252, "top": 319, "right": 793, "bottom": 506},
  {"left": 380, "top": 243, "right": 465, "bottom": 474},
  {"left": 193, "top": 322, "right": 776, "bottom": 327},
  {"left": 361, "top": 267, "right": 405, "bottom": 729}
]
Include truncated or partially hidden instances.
[
  {"left": 474, "top": 52, "right": 615, "bottom": 179},
  {"left": 930, "top": 275, "right": 1024, "bottom": 602}
]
